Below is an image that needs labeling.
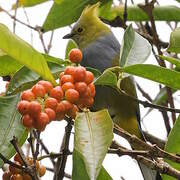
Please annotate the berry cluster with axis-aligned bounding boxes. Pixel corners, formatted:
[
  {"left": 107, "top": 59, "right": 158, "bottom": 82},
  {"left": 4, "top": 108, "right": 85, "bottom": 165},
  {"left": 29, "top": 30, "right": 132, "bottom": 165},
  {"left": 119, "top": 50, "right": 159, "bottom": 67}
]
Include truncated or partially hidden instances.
[
  {"left": 2, "top": 154, "right": 46, "bottom": 180},
  {"left": 17, "top": 48, "right": 95, "bottom": 131}
]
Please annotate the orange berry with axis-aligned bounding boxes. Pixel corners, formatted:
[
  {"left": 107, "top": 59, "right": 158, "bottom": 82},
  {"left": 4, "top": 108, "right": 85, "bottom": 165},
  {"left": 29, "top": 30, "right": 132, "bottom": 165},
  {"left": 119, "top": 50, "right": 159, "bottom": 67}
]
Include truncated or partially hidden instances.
[
  {"left": 73, "top": 66, "right": 86, "bottom": 82},
  {"left": 75, "top": 82, "right": 87, "bottom": 94},
  {"left": 38, "top": 165, "right": 46, "bottom": 177},
  {"left": 21, "top": 90, "right": 35, "bottom": 101},
  {"left": 34, "top": 112, "right": 49, "bottom": 131},
  {"left": 22, "top": 114, "right": 34, "bottom": 129},
  {"left": 68, "top": 48, "right": 83, "bottom": 63},
  {"left": 64, "top": 66, "right": 75, "bottom": 76},
  {"left": 60, "top": 74, "right": 74, "bottom": 85},
  {"left": 17, "top": 100, "right": 30, "bottom": 115},
  {"left": 45, "top": 97, "right": 58, "bottom": 110},
  {"left": 9, "top": 161, "right": 21, "bottom": 174},
  {"left": 61, "top": 100, "right": 73, "bottom": 113},
  {"left": 62, "top": 82, "right": 75, "bottom": 92},
  {"left": 65, "top": 89, "right": 79, "bottom": 103},
  {"left": 85, "top": 71, "right": 94, "bottom": 84},
  {"left": 59, "top": 72, "right": 64, "bottom": 80},
  {"left": 27, "top": 158, "right": 40, "bottom": 170},
  {"left": 14, "top": 154, "right": 23, "bottom": 165},
  {"left": 38, "top": 80, "right": 53, "bottom": 93},
  {"left": 56, "top": 102, "right": 65, "bottom": 119},
  {"left": 10, "top": 174, "right": 23, "bottom": 180},
  {"left": 44, "top": 108, "right": 56, "bottom": 121},
  {"left": 83, "top": 97, "right": 94, "bottom": 107},
  {"left": 50, "top": 86, "right": 64, "bottom": 101},
  {"left": 2, "top": 171, "right": 11, "bottom": 180},
  {"left": 88, "top": 83, "right": 96, "bottom": 97},
  {"left": 68, "top": 104, "right": 78, "bottom": 119},
  {"left": 29, "top": 101, "right": 41, "bottom": 118},
  {"left": 80, "top": 87, "right": 91, "bottom": 98},
  {"left": 22, "top": 174, "right": 32, "bottom": 180},
  {"left": 32, "top": 84, "right": 46, "bottom": 98}
]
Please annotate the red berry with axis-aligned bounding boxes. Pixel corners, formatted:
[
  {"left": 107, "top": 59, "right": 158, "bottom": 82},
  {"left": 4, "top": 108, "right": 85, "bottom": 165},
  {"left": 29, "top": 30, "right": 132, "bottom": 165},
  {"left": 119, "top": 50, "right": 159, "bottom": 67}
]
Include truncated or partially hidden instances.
[
  {"left": 75, "top": 82, "right": 87, "bottom": 94},
  {"left": 14, "top": 154, "right": 23, "bottom": 165},
  {"left": 45, "top": 97, "right": 58, "bottom": 110},
  {"left": 9, "top": 161, "right": 21, "bottom": 174},
  {"left": 73, "top": 66, "right": 86, "bottom": 82},
  {"left": 85, "top": 71, "right": 94, "bottom": 84},
  {"left": 61, "top": 100, "right": 73, "bottom": 113},
  {"left": 22, "top": 114, "right": 34, "bottom": 128},
  {"left": 59, "top": 72, "right": 64, "bottom": 80},
  {"left": 88, "top": 83, "right": 96, "bottom": 97},
  {"left": 38, "top": 80, "right": 53, "bottom": 93},
  {"left": 34, "top": 112, "right": 49, "bottom": 131},
  {"left": 29, "top": 101, "right": 41, "bottom": 117},
  {"left": 62, "top": 82, "right": 75, "bottom": 92},
  {"left": 2, "top": 171, "right": 11, "bottom": 180},
  {"left": 83, "top": 97, "right": 94, "bottom": 107},
  {"left": 32, "top": 84, "right": 46, "bottom": 98},
  {"left": 17, "top": 100, "right": 30, "bottom": 115},
  {"left": 60, "top": 75, "right": 74, "bottom": 85},
  {"left": 22, "top": 174, "right": 32, "bottom": 180},
  {"left": 21, "top": 90, "right": 35, "bottom": 101},
  {"left": 56, "top": 102, "right": 65, "bottom": 118},
  {"left": 65, "top": 89, "right": 79, "bottom": 103},
  {"left": 68, "top": 105, "right": 78, "bottom": 119},
  {"left": 64, "top": 66, "right": 75, "bottom": 76},
  {"left": 44, "top": 108, "right": 56, "bottom": 121},
  {"left": 68, "top": 48, "right": 83, "bottom": 63},
  {"left": 10, "top": 174, "right": 23, "bottom": 180},
  {"left": 50, "top": 86, "right": 64, "bottom": 101}
]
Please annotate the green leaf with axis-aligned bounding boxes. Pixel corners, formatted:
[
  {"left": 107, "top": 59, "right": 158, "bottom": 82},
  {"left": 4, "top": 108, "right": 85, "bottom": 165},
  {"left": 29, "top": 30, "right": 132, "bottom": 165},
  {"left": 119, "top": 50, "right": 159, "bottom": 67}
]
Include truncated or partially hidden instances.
[
  {"left": 73, "top": 150, "right": 112, "bottom": 180},
  {"left": 120, "top": 25, "right": 151, "bottom": 67},
  {"left": 42, "top": 0, "right": 112, "bottom": 32},
  {"left": 0, "top": 55, "right": 22, "bottom": 76},
  {"left": 0, "top": 23, "right": 56, "bottom": 85},
  {"left": 110, "top": 5, "right": 180, "bottom": 22},
  {"left": 73, "top": 110, "right": 113, "bottom": 180},
  {"left": 121, "top": 64, "right": 180, "bottom": 90},
  {"left": 167, "top": 27, "right": 180, "bottom": 53},
  {"left": 12, "top": 0, "right": 49, "bottom": 8},
  {"left": 160, "top": 55, "right": 180, "bottom": 68},
  {"left": 94, "top": 70, "right": 117, "bottom": 87},
  {"left": 65, "top": 40, "right": 78, "bottom": 59},
  {"left": 0, "top": 94, "right": 28, "bottom": 167},
  {"left": 6, "top": 62, "right": 65, "bottom": 95},
  {"left": 163, "top": 115, "right": 180, "bottom": 180}
]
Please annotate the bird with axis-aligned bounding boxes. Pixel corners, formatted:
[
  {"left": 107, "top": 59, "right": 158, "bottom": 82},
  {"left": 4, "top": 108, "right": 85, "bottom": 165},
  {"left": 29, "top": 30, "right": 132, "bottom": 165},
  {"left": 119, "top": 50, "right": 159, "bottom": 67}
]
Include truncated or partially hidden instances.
[{"left": 63, "top": 2, "right": 161, "bottom": 180}]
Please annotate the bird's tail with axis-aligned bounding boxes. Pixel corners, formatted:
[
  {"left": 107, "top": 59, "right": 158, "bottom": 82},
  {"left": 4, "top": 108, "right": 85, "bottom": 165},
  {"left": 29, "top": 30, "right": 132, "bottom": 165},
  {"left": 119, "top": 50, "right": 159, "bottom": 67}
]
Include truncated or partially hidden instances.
[{"left": 138, "top": 161, "right": 162, "bottom": 180}]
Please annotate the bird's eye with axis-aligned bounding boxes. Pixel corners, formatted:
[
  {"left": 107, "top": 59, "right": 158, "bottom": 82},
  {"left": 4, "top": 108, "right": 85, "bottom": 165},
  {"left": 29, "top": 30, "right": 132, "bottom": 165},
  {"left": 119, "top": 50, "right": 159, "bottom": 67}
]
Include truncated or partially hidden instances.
[{"left": 77, "top": 27, "right": 83, "bottom": 33}]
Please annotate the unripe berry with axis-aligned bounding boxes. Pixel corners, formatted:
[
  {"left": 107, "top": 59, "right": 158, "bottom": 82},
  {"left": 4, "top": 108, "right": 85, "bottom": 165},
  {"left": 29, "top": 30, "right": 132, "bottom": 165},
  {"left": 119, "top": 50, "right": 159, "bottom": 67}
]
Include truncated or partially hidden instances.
[
  {"left": 68, "top": 48, "right": 82, "bottom": 63},
  {"left": 38, "top": 80, "right": 53, "bottom": 93},
  {"left": 17, "top": 100, "right": 30, "bottom": 115},
  {"left": 50, "top": 86, "right": 64, "bottom": 101},
  {"left": 21, "top": 90, "right": 35, "bottom": 101},
  {"left": 65, "top": 89, "right": 79, "bottom": 103},
  {"left": 32, "top": 84, "right": 46, "bottom": 98}
]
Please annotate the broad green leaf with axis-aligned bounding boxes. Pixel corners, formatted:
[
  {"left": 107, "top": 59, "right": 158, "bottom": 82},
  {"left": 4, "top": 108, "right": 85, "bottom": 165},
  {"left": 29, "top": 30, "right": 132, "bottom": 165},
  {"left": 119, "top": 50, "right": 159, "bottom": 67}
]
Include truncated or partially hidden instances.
[
  {"left": 73, "top": 110, "right": 113, "bottom": 180},
  {"left": 120, "top": 25, "right": 151, "bottom": 67},
  {"left": 121, "top": 64, "right": 180, "bottom": 90},
  {"left": 95, "top": 70, "right": 117, "bottom": 87},
  {"left": 73, "top": 150, "right": 112, "bottom": 180},
  {"left": 0, "top": 55, "right": 22, "bottom": 76},
  {"left": 163, "top": 115, "right": 180, "bottom": 180},
  {"left": 12, "top": 0, "right": 49, "bottom": 8},
  {"left": 111, "top": 5, "right": 180, "bottom": 22},
  {"left": 65, "top": 40, "right": 78, "bottom": 59},
  {"left": 160, "top": 55, "right": 180, "bottom": 68},
  {"left": 42, "top": 0, "right": 112, "bottom": 32},
  {"left": 0, "top": 94, "right": 28, "bottom": 167},
  {"left": 0, "top": 49, "right": 6, "bottom": 56},
  {"left": 6, "top": 62, "right": 65, "bottom": 95},
  {"left": 0, "top": 23, "right": 56, "bottom": 85},
  {"left": 168, "top": 27, "right": 180, "bottom": 53}
]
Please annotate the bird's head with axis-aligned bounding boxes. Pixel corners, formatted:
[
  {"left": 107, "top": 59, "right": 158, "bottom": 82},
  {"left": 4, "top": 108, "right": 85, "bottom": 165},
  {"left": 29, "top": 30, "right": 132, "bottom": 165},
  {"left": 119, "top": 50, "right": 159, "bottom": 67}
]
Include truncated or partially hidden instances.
[{"left": 63, "top": 2, "right": 111, "bottom": 49}]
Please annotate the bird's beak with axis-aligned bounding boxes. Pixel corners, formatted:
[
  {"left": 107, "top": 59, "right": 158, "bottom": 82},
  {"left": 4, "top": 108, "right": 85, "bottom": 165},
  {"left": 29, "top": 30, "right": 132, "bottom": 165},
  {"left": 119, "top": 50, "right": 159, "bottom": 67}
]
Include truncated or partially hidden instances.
[{"left": 63, "top": 33, "right": 74, "bottom": 39}]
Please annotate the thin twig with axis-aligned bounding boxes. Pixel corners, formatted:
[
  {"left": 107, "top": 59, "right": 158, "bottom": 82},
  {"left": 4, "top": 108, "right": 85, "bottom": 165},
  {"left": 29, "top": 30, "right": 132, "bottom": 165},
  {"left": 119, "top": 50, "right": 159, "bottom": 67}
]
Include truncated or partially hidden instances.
[
  {"left": 47, "top": 31, "right": 54, "bottom": 54},
  {"left": 13, "top": 0, "right": 19, "bottom": 33}
]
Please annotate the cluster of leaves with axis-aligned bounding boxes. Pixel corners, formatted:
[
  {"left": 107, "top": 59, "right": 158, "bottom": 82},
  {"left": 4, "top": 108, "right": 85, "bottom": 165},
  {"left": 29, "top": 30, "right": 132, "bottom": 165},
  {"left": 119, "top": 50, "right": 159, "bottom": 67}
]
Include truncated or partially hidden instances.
[{"left": 0, "top": 1, "right": 180, "bottom": 180}]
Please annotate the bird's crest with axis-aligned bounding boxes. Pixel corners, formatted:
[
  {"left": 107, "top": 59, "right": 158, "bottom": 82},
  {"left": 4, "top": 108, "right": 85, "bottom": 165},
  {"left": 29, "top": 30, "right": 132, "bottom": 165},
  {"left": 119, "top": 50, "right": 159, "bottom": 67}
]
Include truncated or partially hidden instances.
[{"left": 81, "top": 2, "right": 100, "bottom": 20}]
